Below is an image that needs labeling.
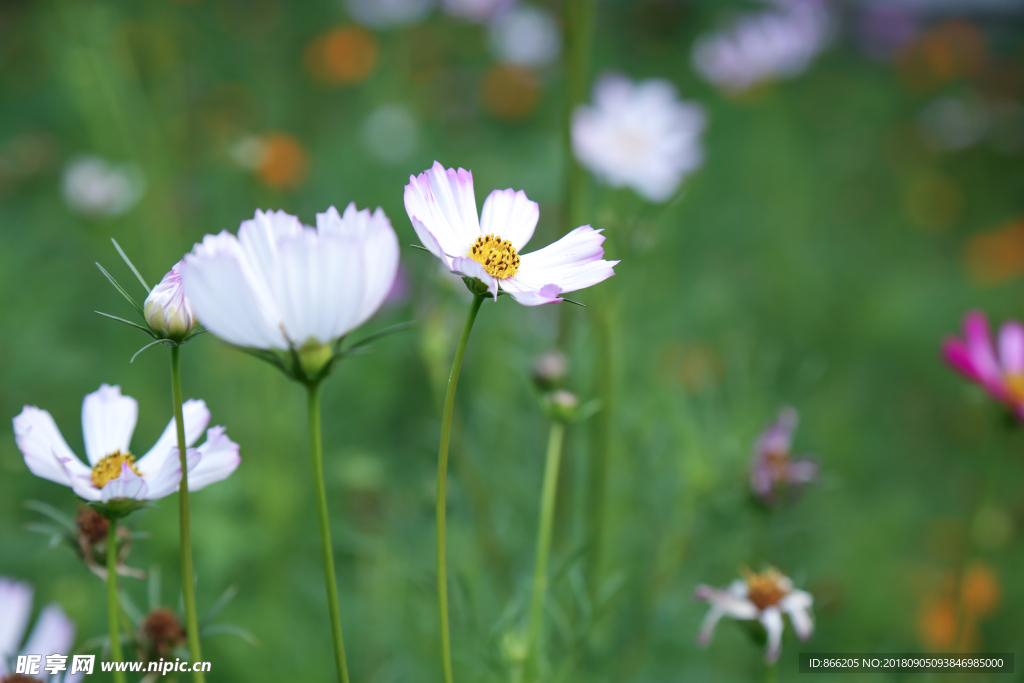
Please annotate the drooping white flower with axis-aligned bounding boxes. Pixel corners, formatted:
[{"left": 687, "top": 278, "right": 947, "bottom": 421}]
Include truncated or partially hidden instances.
[
  {"left": 572, "top": 74, "right": 707, "bottom": 202},
  {"left": 695, "top": 568, "right": 814, "bottom": 664},
  {"left": 61, "top": 155, "right": 144, "bottom": 218},
  {"left": 404, "top": 162, "right": 619, "bottom": 306},
  {"left": 0, "top": 577, "right": 78, "bottom": 682},
  {"left": 182, "top": 205, "right": 399, "bottom": 365},
  {"left": 144, "top": 261, "right": 196, "bottom": 341},
  {"left": 13, "top": 385, "right": 240, "bottom": 506},
  {"left": 692, "top": 0, "right": 831, "bottom": 94},
  {"left": 488, "top": 5, "right": 561, "bottom": 69}
]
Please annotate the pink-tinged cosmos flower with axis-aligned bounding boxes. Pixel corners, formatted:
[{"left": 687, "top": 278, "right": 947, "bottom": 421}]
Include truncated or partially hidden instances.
[
  {"left": 750, "top": 407, "right": 819, "bottom": 505},
  {"left": 695, "top": 568, "right": 814, "bottom": 664},
  {"left": 572, "top": 74, "right": 707, "bottom": 202},
  {"left": 404, "top": 162, "right": 619, "bottom": 305},
  {"left": 13, "top": 385, "right": 240, "bottom": 505},
  {"left": 143, "top": 261, "right": 196, "bottom": 341},
  {"left": 943, "top": 311, "right": 1024, "bottom": 417},
  {"left": 182, "top": 205, "right": 399, "bottom": 353},
  {"left": 0, "top": 577, "right": 78, "bottom": 682}
]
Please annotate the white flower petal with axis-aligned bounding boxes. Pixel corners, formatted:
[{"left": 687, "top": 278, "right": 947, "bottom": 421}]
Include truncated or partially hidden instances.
[
  {"left": 187, "top": 426, "right": 241, "bottom": 491},
  {"left": 144, "top": 446, "right": 199, "bottom": 500},
  {"left": 0, "top": 577, "right": 34, "bottom": 664},
  {"left": 59, "top": 457, "right": 101, "bottom": 501},
  {"left": 13, "top": 407, "right": 79, "bottom": 486},
  {"left": 81, "top": 385, "right": 137, "bottom": 466},
  {"left": 694, "top": 584, "right": 758, "bottom": 646},
  {"left": 182, "top": 230, "right": 288, "bottom": 349},
  {"left": 760, "top": 606, "right": 785, "bottom": 664},
  {"left": 449, "top": 256, "right": 499, "bottom": 299},
  {"left": 781, "top": 589, "right": 814, "bottom": 641},
  {"left": 479, "top": 188, "right": 539, "bottom": 251},
  {"left": 135, "top": 399, "right": 211, "bottom": 479},
  {"left": 507, "top": 226, "right": 618, "bottom": 297},
  {"left": 99, "top": 463, "right": 149, "bottom": 503},
  {"left": 21, "top": 604, "right": 75, "bottom": 665},
  {"left": 404, "top": 161, "right": 481, "bottom": 255},
  {"left": 500, "top": 281, "right": 563, "bottom": 306}
]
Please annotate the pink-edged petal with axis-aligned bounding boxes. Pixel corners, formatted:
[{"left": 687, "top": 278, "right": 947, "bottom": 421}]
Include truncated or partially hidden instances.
[
  {"left": 13, "top": 407, "right": 79, "bottom": 487},
  {"left": 781, "top": 589, "right": 814, "bottom": 641},
  {"left": 760, "top": 606, "right": 784, "bottom": 664},
  {"left": 501, "top": 281, "right": 564, "bottom": 306},
  {"left": 756, "top": 407, "right": 798, "bottom": 460},
  {"left": 513, "top": 226, "right": 619, "bottom": 296},
  {"left": 0, "top": 577, "right": 34, "bottom": 663},
  {"left": 479, "top": 188, "right": 539, "bottom": 251},
  {"left": 409, "top": 216, "right": 454, "bottom": 267},
  {"left": 450, "top": 256, "right": 499, "bottom": 300},
  {"left": 59, "top": 457, "right": 101, "bottom": 502},
  {"left": 182, "top": 230, "right": 287, "bottom": 350},
  {"left": 81, "top": 385, "right": 137, "bottom": 466},
  {"left": 963, "top": 311, "right": 1004, "bottom": 392},
  {"left": 998, "top": 321, "right": 1024, "bottom": 375},
  {"left": 144, "top": 447, "right": 199, "bottom": 500},
  {"left": 187, "top": 426, "right": 241, "bottom": 491},
  {"left": 21, "top": 604, "right": 75, "bottom": 662},
  {"left": 135, "top": 399, "right": 210, "bottom": 479},
  {"left": 404, "top": 162, "right": 481, "bottom": 256},
  {"left": 99, "top": 463, "right": 148, "bottom": 503},
  {"left": 942, "top": 338, "right": 983, "bottom": 383}
]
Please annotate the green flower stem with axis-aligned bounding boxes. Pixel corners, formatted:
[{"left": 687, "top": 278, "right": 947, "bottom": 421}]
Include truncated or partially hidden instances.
[
  {"left": 525, "top": 420, "right": 566, "bottom": 682},
  {"left": 106, "top": 518, "right": 126, "bottom": 683},
  {"left": 437, "top": 293, "right": 486, "bottom": 683},
  {"left": 765, "top": 662, "right": 778, "bottom": 683},
  {"left": 170, "top": 346, "right": 205, "bottom": 683},
  {"left": 307, "top": 381, "right": 351, "bottom": 683},
  {"left": 561, "top": 0, "right": 596, "bottom": 231}
]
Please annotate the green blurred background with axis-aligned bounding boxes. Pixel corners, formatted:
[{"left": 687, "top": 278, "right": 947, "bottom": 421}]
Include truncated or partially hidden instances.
[{"left": 1, "top": 0, "right": 1023, "bottom": 680}]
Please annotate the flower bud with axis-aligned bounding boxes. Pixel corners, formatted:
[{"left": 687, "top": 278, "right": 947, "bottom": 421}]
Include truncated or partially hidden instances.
[
  {"left": 532, "top": 350, "right": 568, "bottom": 390},
  {"left": 144, "top": 262, "right": 195, "bottom": 341},
  {"left": 543, "top": 389, "right": 579, "bottom": 422}
]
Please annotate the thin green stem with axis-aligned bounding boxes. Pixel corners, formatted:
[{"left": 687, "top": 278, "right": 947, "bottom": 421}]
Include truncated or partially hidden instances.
[
  {"left": 525, "top": 421, "right": 566, "bottom": 683},
  {"left": 106, "top": 518, "right": 126, "bottom": 683},
  {"left": 307, "top": 382, "right": 351, "bottom": 683},
  {"left": 765, "top": 662, "right": 778, "bottom": 683},
  {"left": 436, "top": 293, "right": 486, "bottom": 683},
  {"left": 171, "top": 346, "right": 205, "bottom": 683}
]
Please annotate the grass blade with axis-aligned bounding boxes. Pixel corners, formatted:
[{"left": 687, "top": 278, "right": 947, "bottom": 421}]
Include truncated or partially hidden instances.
[{"left": 111, "top": 238, "right": 150, "bottom": 292}]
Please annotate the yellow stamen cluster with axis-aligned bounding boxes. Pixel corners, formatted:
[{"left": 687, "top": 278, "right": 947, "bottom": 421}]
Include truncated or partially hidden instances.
[
  {"left": 468, "top": 233, "right": 520, "bottom": 279},
  {"left": 91, "top": 451, "right": 141, "bottom": 489},
  {"left": 743, "top": 568, "right": 790, "bottom": 610}
]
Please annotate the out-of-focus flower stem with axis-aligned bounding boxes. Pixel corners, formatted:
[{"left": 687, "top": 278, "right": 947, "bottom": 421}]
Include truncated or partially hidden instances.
[
  {"left": 766, "top": 662, "right": 778, "bottom": 683},
  {"left": 171, "top": 346, "right": 205, "bottom": 683},
  {"left": 525, "top": 419, "right": 566, "bottom": 681},
  {"left": 106, "top": 518, "right": 127, "bottom": 683},
  {"left": 306, "top": 381, "right": 351, "bottom": 683},
  {"left": 437, "top": 293, "right": 485, "bottom": 683},
  {"left": 561, "top": 0, "right": 596, "bottom": 236}
]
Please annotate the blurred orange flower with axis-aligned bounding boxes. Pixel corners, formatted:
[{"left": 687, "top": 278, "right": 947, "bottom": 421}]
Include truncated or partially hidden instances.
[
  {"left": 960, "top": 561, "right": 1000, "bottom": 618},
  {"left": 896, "top": 21, "right": 986, "bottom": 92},
  {"left": 304, "top": 26, "right": 378, "bottom": 86},
  {"left": 257, "top": 133, "right": 309, "bottom": 190},
  {"left": 918, "top": 596, "right": 958, "bottom": 650},
  {"left": 965, "top": 218, "right": 1024, "bottom": 286},
  {"left": 916, "top": 560, "right": 1001, "bottom": 652},
  {"left": 481, "top": 65, "right": 541, "bottom": 121}
]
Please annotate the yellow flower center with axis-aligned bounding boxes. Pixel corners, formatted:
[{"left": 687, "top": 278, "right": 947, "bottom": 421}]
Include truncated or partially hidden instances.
[
  {"left": 1006, "top": 373, "right": 1024, "bottom": 405},
  {"left": 743, "top": 568, "right": 789, "bottom": 610},
  {"left": 91, "top": 451, "right": 141, "bottom": 488},
  {"left": 468, "top": 234, "right": 520, "bottom": 279}
]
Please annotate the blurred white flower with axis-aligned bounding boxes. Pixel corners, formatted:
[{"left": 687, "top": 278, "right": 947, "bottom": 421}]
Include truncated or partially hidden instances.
[
  {"left": 918, "top": 94, "right": 990, "bottom": 151},
  {"left": 144, "top": 261, "right": 197, "bottom": 341},
  {"left": 0, "top": 577, "right": 78, "bottom": 683},
  {"left": 488, "top": 5, "right": 561, "bottom": 69},
  {"left": 61, "top": 156, "right": 144, "bottom": 218},
  {"left": 692, "top": 0, "right": 831, "bottom": 94},
  {"left": 442, "top": 0, "right": 515, "bottom": 22},
  {"left": 347, "top": 0, "right": 435, "bottom": 28},
  {"left": 228, "top": 136, "right": 269, "bottom": 171},
  {"left": 362, "top": 104, "right": 420, "bottom": 164},
  {"left": 572, "top": 74, "right": 707, "bottom": 202}
]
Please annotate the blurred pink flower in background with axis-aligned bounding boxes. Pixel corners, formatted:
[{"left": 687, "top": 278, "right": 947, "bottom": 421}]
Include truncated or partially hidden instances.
[
  {"left": 692, "top": 0, "right": 831, "bottom": 94},
  {"left": 750, "top": 407, "right": 819, "bottom": 506},
  {"left": 0, "top": 577, "right": 79, "bottom": 683},
  {"left": 943, "top": 310, "right": 1024, "bottom": 417},
  {"left": 572, "top": 74, "right": 706, "bottom": 202}
]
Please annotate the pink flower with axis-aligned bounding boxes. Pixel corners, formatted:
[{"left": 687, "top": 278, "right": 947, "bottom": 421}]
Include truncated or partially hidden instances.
[
  {"left": 942, "top": 311, "right": 1024, "bottom": 417},
  {"left": 750, "top": 407, "right": 819, "bottom": 506}
]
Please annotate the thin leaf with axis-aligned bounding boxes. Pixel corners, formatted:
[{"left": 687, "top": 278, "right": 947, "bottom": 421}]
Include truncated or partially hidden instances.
[
  {"left": 562, "top": 297, "right": 586, "bottom": 308},
  {"left": 94, "top": 311, "right": 155, "bottom": 338},
  {"left": 201, "top": 623, "right": 260, "bottom": 647},
  {"left": 95, "top": 262, "right": 144, "bottom": 315},
  {"left": 409, "top": 244, "right": 433, "bottom": 253},
  {"left": 111, "top": 238, "right": 150, "bottom": 292},
  {"left": 345, "top": 320, "right": 415, "bottom": 351},
  {"left": 199, "top": 584, "right": 238, "bottom": 628},
  {"left": 24, "top": 499, "right": 76, "bottom": 530},
  {"left": 131, "top": 338, "right": 169, "bottom": 363}
]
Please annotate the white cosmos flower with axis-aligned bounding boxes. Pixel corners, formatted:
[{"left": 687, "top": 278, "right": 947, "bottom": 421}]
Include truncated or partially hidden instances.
[
  {"left": 572, "top": 75, "right": 707, "bottom": 202},
  {"left": 13, "top": 385, "right": 240, "bottom": 504},
  {"left": 0, "top": 577, "right": 78, "bottom": 682},
  {"left": 404, "top": 162, "right": 619, "bottom": 306},
  {"left": 695, "top": 568, "right": 814, "bottom": 664},
  {"left": 61, "top": 155, "right": 144, "bottom": 218},
  {"left": 181, "top": 204, "right": 399, "bottom": 353}
]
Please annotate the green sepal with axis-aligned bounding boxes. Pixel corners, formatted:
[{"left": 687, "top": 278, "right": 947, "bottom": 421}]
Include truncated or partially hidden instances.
[{"left": 87, "top": 498, "right": 145, "bottom": 521}]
